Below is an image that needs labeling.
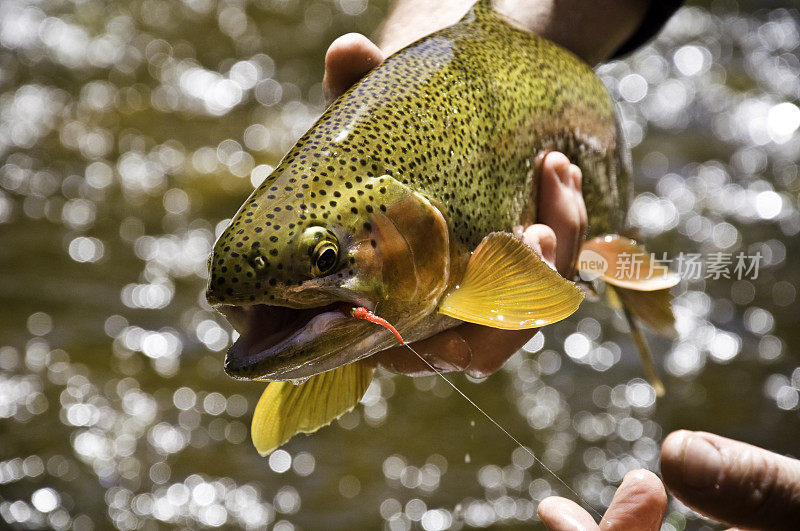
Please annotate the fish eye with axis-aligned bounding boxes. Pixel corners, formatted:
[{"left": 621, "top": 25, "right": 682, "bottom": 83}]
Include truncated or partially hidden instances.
[
  {"left": 300, "top": 226, "right": 340, "bottom": 277},
  {"left": 312, "top": 241, "right": 338, "bottom": 276}
]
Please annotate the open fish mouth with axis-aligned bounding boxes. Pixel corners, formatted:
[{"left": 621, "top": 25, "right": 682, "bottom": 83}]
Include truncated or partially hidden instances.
[{"left": 217, "top": 302, "right": 376, "bottom": 381}]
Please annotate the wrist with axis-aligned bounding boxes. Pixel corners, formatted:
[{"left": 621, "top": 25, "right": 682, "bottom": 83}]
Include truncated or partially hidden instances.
[{"left": 376, "top": 0, "right": 649, "bottom": 64}]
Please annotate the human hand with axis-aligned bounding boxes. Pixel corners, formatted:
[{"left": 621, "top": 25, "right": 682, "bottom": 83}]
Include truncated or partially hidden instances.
[
  {"left": 538, "top": 430, "right": 800, "bottom": 530},
  {"left": 322, "top": 34, "right": 588, "bottom": 377},
  {"left": 538, "top": 469, "right": 667, "bottom": 530}
]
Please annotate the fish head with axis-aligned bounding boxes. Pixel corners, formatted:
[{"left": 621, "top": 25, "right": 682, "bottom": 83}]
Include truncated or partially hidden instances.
[{"left": 206, "top": 164, "right": 451, "bottom": 381}]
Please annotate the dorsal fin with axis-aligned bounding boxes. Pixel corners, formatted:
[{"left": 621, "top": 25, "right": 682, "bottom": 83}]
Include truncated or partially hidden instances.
[{"left": 463, "top": 0, "right": 495, "bottom": 21}]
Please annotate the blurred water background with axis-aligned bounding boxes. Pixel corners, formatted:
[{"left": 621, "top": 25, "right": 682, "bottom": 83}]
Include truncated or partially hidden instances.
[{"left": 1, "top": 0, "right": 799, "bottom": 529}]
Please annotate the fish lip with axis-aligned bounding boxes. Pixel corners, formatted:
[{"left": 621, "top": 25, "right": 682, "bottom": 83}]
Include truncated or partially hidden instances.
[{"left": 216, "top": 296, "right": 377, "bottom": 381}]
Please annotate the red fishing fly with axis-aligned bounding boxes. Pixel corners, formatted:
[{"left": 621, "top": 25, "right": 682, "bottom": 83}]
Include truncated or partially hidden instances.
[{"left": 351, "top": 307, "right": 406, "bottom": 345}]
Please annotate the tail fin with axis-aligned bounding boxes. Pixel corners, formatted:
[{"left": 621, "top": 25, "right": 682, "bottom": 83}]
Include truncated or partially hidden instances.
[
  {"left": 578, "top": 235, "right": 679, "bottom": 396},
  {"left": 251, "top": 359, "right": 375, "bottom": 456}
]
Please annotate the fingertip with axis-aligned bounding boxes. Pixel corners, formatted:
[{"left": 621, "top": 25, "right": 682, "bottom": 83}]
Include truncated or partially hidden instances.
[
  {"left": 538, "top": 496, "right": 598, "bottom": 531},
  {"left": 660, "top": 430, "right": 691, "bottom": 476},
  {"left": 522, "top": 224, "right": 557, "bottom": 265},
  {"left": 543, "top": 152, "right": 572, "bottom": 186},
  {"left": 536, "top": 496, "right": 559, "bottom": 519},
  {"left": 600, "top": 469, "right": 667, "bottom": 531},
  {"left": 621, "top": 469, "right": 667, "bottom": 506},
  {"left": 661, "top": 430, "right": 724, "bottom": 491},
  {"left": 325, "top": 33, "right": 380, "bottom": 68},
  {"left": 323, "top": 33, "right": 384, "bottom": 104}
]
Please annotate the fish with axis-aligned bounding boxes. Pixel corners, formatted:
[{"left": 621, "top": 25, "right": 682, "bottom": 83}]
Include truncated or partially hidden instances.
[{"left": 205, "top": 0, "right": 678, "bottom": 455}]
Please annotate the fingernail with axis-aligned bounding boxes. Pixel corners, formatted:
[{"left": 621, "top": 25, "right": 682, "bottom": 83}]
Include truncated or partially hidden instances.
[
  {"left": 681, "top": 434, "right": 722, "bottom": 489},
  {"left": 555, "top": 162, "right": 571, "bottom": 186}
]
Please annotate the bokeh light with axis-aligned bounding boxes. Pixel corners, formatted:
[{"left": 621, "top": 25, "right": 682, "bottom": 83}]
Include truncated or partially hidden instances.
[{"left": 1, "top": 0, "right": 799, "bottom": 530}]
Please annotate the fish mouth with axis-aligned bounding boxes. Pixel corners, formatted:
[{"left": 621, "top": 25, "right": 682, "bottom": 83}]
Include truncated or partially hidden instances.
[{"left": 217, "top": 302, "right": 380, "bottom": 381}]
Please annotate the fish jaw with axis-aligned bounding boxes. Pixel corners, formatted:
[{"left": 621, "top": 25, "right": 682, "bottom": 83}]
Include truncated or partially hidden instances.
[{"left": 219, "top": 302, "right": 399, "bottom": 380}]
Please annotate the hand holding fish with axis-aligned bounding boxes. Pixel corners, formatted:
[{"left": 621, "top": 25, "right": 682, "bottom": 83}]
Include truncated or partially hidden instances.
[
  {"left": 320, "top": 6, "right": 800, "bottom": 531},
  {"left": 539, "top": 430, "right": 800, "bottom": 531},
  {"left": 210, "top": 0, "right": 680, "bottom": 456},
  {"left": 323, "top": 33, "right": 587, "bottom": 378}
]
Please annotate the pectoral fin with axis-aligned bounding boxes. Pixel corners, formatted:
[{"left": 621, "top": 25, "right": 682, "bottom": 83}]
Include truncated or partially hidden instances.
[
  {"left": 251, "top": 359, "right": 375, "bottom": 456},
  {"left": 578, "top": 235, "right": 680, "bottom": 291},
  {"left": 437, "top": 232, "right": 583, "bottom": 330}
]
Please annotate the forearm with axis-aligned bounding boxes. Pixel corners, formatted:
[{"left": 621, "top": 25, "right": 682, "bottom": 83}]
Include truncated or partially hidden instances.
[{"left": 376, "top": 0, "right": 650, "bottom": 64}]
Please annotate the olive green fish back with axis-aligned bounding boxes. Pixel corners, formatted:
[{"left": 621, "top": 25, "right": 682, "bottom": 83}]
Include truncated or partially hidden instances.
[
  {"left": 381, "top": 0, "right": 631, "bottom": 244},
  {"left": 300, "top": 0, "right": 630, "bottom": 246},
  {"left": 209, "top": 0, "right": 629, "bottom": 297}
]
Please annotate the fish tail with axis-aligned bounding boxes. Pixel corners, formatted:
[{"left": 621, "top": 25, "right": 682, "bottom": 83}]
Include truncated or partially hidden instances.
[{"left": 577, "top": 235, "right": 679, "bottom": 396}]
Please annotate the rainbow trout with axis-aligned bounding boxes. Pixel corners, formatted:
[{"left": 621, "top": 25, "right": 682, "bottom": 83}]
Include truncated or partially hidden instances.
[{"left": 206, "top": 0, "right": 676, "bottom": 455}]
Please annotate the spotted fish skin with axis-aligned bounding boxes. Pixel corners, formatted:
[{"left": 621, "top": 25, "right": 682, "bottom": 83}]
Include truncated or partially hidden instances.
[{"left": 207, "top": 1, "right": 629, "bottom": 380}]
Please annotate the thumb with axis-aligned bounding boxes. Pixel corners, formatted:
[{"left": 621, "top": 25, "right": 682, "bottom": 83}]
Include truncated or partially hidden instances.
[
  {"left": 322, "top": 33, "right": 384, "bottom": 106},
  {"left": 660, "top": 430, "right": 800, "bottom": 530}
]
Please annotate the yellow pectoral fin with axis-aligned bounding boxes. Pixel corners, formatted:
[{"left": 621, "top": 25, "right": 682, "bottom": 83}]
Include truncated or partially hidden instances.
[
  {"left": 578, "top": 235, "right": 680, "bottom": 291},
  {"left": 251, "top": 359, "right": 375, "bottom": 456},
  {"left": 437, "top": 232, "right": 584, "bottom": 330}
]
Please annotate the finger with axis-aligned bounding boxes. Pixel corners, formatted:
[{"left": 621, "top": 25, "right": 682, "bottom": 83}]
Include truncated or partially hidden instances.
[
  {"left": 323, "top": 33, "right": 384, "bottom": 105},
  {"left": 538, "top": 496, "right": 599, "bottom": 531},
  {"left": 562, "top": 161, "right": 586, "bottom": 279},
  {"left": 600, "top": 469, "right": 666, "bottom": 531},
  {"left": 521, "top": 224, "right": 557, "bottom": 268},
  {"left": 457, "top": 324, "right": 536, "bottom": 378},
  {"left": 374, "top": 323, "right": 537, "bottom": 378},
  {"left": 372, "top": 328, "right": 472, "bottom": 377},
  {"left": 537, "top": 152, "right": 587, "bottom": 278},
  {"left": 660, "top": 430, "right": 800, "bottom": 530},
  {"left": 570, "top": 162, "right": 588, "bottom": 255}
]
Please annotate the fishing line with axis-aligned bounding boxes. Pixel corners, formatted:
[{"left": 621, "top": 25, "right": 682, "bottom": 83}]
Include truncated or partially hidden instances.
[{"left": 352, "top": 307, "right": 604, "bottom": 521}]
